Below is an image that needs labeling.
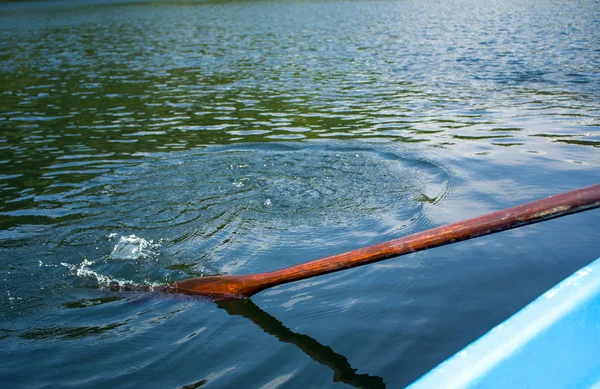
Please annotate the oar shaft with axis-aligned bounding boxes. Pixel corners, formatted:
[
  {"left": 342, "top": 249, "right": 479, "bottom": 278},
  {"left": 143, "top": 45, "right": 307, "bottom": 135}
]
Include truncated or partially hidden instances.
[
  {"left": 171, "top": 183, "right": 600, "bottom": 298},
  {"left": 260, "top": 183, "right": 600, "bottom": 288}
]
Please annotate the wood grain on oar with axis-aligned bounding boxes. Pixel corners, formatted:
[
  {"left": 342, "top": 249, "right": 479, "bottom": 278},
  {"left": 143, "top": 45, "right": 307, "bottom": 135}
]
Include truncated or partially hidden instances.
[{"left": 167, "top": 183, "right": 600, "bottom": 300}]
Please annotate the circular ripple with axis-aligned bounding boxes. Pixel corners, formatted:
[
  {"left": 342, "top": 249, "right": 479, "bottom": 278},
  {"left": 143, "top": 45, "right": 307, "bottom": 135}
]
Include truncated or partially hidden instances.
[
  {"left": 101, "top": 142, "right": 452, "bottom": 274},
  {"left": 52, "top": 141, "right": 453, "bottom": 285}
]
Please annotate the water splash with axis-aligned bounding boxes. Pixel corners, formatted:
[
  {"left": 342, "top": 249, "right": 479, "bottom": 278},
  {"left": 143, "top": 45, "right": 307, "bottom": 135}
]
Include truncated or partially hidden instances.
[
  {"left": 108, "top": 234, "right": 159, "bottom": 261},
  {"left": 61, "top": 258, "right": 165, "bottom": 292},
  {"left": 62, "top": 258, "right": 121, "bottom": 287},
  {"left": 61, "top": 234, "right": 165, "bottom": 291}
]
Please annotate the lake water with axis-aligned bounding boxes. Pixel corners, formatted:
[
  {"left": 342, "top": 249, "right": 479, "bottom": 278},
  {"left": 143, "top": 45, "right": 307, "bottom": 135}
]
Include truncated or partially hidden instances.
[{"left": 0, "top": 0, "right": 598, "bottom": 387}]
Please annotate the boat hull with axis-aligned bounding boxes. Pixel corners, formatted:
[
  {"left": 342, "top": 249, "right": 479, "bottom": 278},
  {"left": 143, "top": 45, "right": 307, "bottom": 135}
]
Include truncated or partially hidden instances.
[{"left": 407, "top": 257, "right": 600, "bottom": 389}]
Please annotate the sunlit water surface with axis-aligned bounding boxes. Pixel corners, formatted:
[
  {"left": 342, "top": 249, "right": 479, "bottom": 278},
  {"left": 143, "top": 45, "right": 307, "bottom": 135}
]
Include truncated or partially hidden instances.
[{"left": 1, "top": 0, "right": 599, "bottom": 388}]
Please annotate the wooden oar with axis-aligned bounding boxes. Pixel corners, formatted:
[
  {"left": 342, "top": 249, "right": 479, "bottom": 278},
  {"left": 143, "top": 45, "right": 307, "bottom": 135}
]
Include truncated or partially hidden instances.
[{"left": 167, "top": 183, "right": 600, "bottom": 300}]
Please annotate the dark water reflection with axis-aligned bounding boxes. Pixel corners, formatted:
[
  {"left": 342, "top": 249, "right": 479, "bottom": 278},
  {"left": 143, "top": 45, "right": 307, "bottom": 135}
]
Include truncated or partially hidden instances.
[
  {"left": 218, "top": 299, "right": 386, "bottom": 388},
  {"left": 1, "top": 0, "right": 599, "bottom": 387}
]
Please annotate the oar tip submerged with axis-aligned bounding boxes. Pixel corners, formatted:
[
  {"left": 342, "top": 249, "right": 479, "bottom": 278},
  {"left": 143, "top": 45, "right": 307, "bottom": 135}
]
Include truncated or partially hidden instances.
[{"left": 167, "top": 275, "right": 259, "bottom": 300}]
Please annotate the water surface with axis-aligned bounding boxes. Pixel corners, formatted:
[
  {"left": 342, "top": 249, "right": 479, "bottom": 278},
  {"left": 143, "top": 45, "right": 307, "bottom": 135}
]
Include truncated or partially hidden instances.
[{"left": 1, "top": 0, "right": 599, "bottom": 388}]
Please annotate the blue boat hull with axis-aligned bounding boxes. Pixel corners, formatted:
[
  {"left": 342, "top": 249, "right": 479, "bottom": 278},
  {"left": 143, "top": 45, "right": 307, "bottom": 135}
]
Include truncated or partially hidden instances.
[{"left": 407, "top": 257, "right": 600, "bottom": 389}]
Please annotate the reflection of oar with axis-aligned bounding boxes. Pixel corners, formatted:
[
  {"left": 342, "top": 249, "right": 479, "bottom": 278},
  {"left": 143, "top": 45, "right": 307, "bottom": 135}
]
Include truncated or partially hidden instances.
[
  {"left": 168, "top": 184, "right": 600, "bottom": 299},
  {"left": 218, "top": 299, "right": 386, "bottom": 388}
]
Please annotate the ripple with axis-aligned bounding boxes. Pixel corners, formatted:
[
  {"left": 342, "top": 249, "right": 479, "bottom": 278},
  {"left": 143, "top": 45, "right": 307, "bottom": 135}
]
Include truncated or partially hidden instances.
[
  {"left": 8, "top": 141, "right": 453, "bottom": 294},
  {"left": 20, "top": 322, "right": 127, "bottom": 340}
]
